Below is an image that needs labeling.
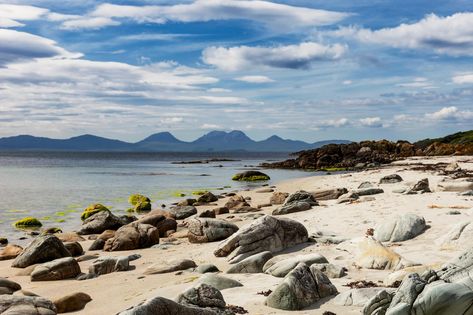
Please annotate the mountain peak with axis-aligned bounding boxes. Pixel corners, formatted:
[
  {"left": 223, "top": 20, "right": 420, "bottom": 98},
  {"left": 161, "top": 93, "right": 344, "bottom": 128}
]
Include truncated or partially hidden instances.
[{"left": 140, "top": 132, "right": 182, "bottom": 143}]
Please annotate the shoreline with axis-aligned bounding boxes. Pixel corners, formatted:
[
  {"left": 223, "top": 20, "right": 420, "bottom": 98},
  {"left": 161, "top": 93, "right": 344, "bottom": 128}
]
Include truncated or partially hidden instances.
[{"left": 1, "top": 155, "right": 472, "bottom": 314}]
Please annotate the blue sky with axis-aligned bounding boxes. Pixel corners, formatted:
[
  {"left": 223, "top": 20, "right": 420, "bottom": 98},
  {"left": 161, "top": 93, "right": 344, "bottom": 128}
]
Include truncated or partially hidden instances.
[{"left": 0, "top": 0, "right": 472, "bottom": 142}]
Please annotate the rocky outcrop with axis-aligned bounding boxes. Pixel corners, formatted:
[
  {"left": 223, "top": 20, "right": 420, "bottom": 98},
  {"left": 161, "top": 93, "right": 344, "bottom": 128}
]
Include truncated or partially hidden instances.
[
  {"left": 232, "top": 170, "right": 270, "bottom": 181},
  {"left": 12, "top": 235, "right": 71, "bottom": 268},
  {"left": 31, "top": 257, "right": 81, "bottom": 281},
  {"left": 263, "top": 253, "right": 328, "bottom": 277},
  {"left": 374, "top": 213, "right": 426, "bottom": 242},
  {"left": 265, "top": 262, "right": 337, "bottom": 310},
  {"left": 214, "top": 215, "right": 308, "bottom": 264},
  {"left": 187, "top": 218, "right": 238, "bottom": 243},
  {"left": 0, "top": 295, "right": 57, "bottom": 315},
  {"left": 77, "top": 210, "right": 126, "bottom": 235},
  {"left": 104, "top": 223, "right": 160, "bottom": 251},
  {"left": 272, "top": 190, "right": 318, "bottom": 215}
]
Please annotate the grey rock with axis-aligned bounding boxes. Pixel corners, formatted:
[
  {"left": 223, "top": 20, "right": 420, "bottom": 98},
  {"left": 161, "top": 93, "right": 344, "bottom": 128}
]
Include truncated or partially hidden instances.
[
  {"left": 309, "top": 230, "right": 348, "bottom": 244},
  {"left": 226, "top": 251, "right": 273, "bottom": 274},
  {"left": 263, "top": 253, "right": 329, "bottom": 277},
  {"left": 273, "top": 190, "right": 318, "bottom": 215},
  {"left": 311, "top": 188, "right": 348, "bottom": 200},
  {"left": 438, "top": 221, "right": 473, "bottom": 250},
  {"left": 459, "top": 190, "right": 473, "bottom": 196},
  {"left": 12, "top": 235, "right": 71, "bottom": 268},
  {"left": 77, "top": 210, "right": 125, "bottom": 235},
  {"left": 187, "top": 218, "right": 238, "bottom": 243},
  {"left": 265, "top": 262, "right": 337, "bottom": 310},
  {"left": 0, "top": 278, "right": 21, "bottom": 295},
  {"left": 31, "top": 257, "right": 81, "bottom": 281},
  {"left": 170, "top": 206, "right": 197, "bottom": 220},
  {"left": 407, "top": 178, "right": 431, "bottom": 194},
  {"left": 438, "top": 179, "right": 473, "bottom": 192},
  {"left": 374, "top": 213, "right": 426, "bottom": 242},
  {"left": 358, "top": 182, "right": 374, "bottom": 189},
  {"left": 0, "top": 295, "right": 56, "bottom": 315},
  {"left": 195, "top": 264, "right": 219, "bottom": 274},
  {"left": 269, "top": 192, "right": 289, "bottom": 205},
  {"left": 197, "top": 192, "right": 218, "bottom": 204},
  {"left": 353, "top": 188, "right": 384, "bottom": 196},
  {"left": 118, "top": 296, "right": 216, "bottom": 315},
  {"left": 177, "top": 283, "right": 225, "bottom": 309},
  {"left": 379, "top": 174, "right": 403, "bottom": 184},
  {"left": 88, "top": 254, "right": 140, "bottom": 277},
  {"left": 214, "top": 215, "right": 308, "bottom": 264},
  {"left": 104, "top": 223, "right": 160, "bottom": 251},
  {"left": 334, "top": 288, "right": 392, "bottom": 306},
  {"left": 285, "top": 190, "right": 318, "bottom": 204},
  {"left": 198, "top": 210, "right": 216, "bottom": 218},
  {"left": 64, "top": 242, "right": 83, "bottom": 257},
  {"left": 144, "top": 259, "right": 196, "bottom": 275},
  {"left": 197, "top": 274, "right": 243, "bottom": 290},
  {"left": 311, "top": 263, "right": 347, "bottom": 278}
]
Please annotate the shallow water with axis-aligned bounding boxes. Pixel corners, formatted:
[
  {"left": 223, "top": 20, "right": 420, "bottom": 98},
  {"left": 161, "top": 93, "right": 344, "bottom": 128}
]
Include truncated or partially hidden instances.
[{"left": 0, "top": 151, "right": 315, "bottom": 241}]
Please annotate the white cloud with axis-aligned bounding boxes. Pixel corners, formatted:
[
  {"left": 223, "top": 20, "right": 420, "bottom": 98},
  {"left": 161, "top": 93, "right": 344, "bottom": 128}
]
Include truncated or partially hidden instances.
[
  {"left": 452, "top": 73, "right": 473, "bottom": 84},
  {"left": 87, "top": 0, "right": 348, "bottom": 31},
  {"left": 200, "top": 123, "right": 223, "bottom": 129},
  {"left": 397, "top": 77, "right": 435, "bottom": 89},
  {"left": 234, "top": 75, "right": 274, "bottom": 83},
  {"left": 61, "top": 16, "right": 120, "bottom": 30},
  {"left": 359, "top": 116, "right": 382, "bottom": 127},
  {"left": 117, "top": 33, "right": 191, "bottom": 42},
  {"left": 425, "top": 106, "right": 473, "bottom": 121},
  {"left": 202, "top": 42, "right": 347, "bottom": 71},
  {"left": 207, "top": 88, "right": 231, "bottom": 93},
  {"left": 318, "top": 118, "right": 349, "bottom": 128},
  {"left": 342, "top": 80, "right": 352, "bottom": 85},
  {"left": 0, "top": 29, "right": 81, "bottom": 66},
  {"left": 0, "top": 4, "right": 48, "bottom": 27},
  {"left": 332, "top": 13, "right": 473, "bottom": 56}
]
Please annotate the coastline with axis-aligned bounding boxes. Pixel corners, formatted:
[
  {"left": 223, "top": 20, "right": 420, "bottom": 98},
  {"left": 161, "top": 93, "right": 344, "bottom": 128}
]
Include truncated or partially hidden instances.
[{"left": 1, "top": 155, "right": 472, "bottom": 314}]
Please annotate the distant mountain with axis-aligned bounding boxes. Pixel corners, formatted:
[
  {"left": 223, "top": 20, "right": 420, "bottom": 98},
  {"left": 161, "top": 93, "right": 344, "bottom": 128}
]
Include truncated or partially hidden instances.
[{"left": 0, "top": 131, "right": 351, "bottom": 152}]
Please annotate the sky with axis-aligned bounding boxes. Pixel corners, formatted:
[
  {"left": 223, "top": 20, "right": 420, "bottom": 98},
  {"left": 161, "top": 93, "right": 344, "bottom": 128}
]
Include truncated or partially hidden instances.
[{"left": 0, "top": 0, "right": 472, "bottom": 142}]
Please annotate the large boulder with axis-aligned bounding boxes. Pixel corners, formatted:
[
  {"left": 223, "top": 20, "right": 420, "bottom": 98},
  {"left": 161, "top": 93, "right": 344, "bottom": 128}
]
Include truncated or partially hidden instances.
[
  {"left": 0, "top": 278, "right": 21, "bottom": 295},
  {"left": 104, "top": 223, "right": 160, "bottom": 251},
  {"left": 12, "top": 235, "right": 71, "bottom": 268},
  {"left": 169, "top": 206, "right": 197, "bottom": 220},
  {"left": 265, "top": 262, "right": 337, "bottom": 310},
  {"left": 214, "top": 215, "right": 308, "bottom": 264},
  {"left": 31, "top": 257, "right": 81, "bottom": 281},
  {"left": 226, "top": 251, "right": 273, "bottom": 274},
  {"left": 334, "top": 288, "right": 392, "bottom": 306},
  {"left": 197, "top": 274, "right": 243, "bottom": 290},
  {"left": 224, "top": 195, "right": 250, "bottom": 211},
  {"left": 0, "top": 295, "right": 57, "bottom": 315},
  {"left": 263, "top": 253, "right": 328, "bottom": 277},
  {"left": 135, "top": 213, "right": 177, "bottom": 237},
  {"left": 88, "top": 254, "right": 140, "bottom": 277},
  {"left": 187, "top": 218, "right": 238, "bottom": 243},
  {"left": 144, "top": 259, "right": 196, "bottom": 275},
  {"left": 64, "top": 242, "right": 84, "bottom": 257},
  {"left": 176, "top": 284, "right": 226, "bottom": 309},
  {"left": 437, "top": 221, "right": 473, "bottom": 250},
  {"left": 77, "top": 210, "right": 125, "bottom": 235},
  {"left": 379, "top": 174, "right": 403, "bottom": 184},
  {"left": 118, "top": 296, "right": 215, "bottom": 315},
  {"left": 272, "top": 190, "right": 318, "bottom": 215},
  {"left": 197, "top": 192, "right": 218, "bottom": 203},
  {"left": 89, "top": 230, "right": 115, "bottom": 251},
  {"left": 374, "top": 213, "right": 426, "bottom": 242},
  {"left": 437, "top": 178, "right": 473, "bottom": 192},
  {"left": 53, "top": 292, "right": 92, "bottom": 313},
  {"left": 269, "top": 192, "right": 289, "bottom": 205},
  {"left": 355, "top": 236, "right": 416, "bottom": 271},
  {"left": 0, "top": 244, "right": 23, "bottom": 261},
  {"left": 311, "top": 188, "right": 348, "bottom": 200}
]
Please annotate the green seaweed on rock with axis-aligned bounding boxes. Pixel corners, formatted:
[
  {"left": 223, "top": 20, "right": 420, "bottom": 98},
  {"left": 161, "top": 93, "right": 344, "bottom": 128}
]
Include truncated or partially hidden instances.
[
  {"left": 14, "top": 217, "right": 42, "bottom": 228},
  {"left": 80, "top": 204, "right": 109, "bottom": 221}
]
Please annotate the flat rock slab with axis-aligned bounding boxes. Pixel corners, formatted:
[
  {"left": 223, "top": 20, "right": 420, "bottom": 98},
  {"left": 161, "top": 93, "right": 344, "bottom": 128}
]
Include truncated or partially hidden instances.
[{"left": 144, "top": 259, "right": 196, "bottom": 275}]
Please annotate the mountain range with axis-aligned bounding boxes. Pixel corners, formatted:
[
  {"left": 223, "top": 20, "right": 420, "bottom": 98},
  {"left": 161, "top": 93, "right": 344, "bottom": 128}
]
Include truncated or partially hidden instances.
[{"left": 0, "top": 130, "right": 350, "bottom": 152}]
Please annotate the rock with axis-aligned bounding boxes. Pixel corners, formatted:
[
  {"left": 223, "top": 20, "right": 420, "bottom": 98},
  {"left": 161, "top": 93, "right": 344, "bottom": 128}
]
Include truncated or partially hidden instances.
[
  {"left": 231, "top": 206, "right": 259, "bottom": 213},
  {"left": 198, "top": 209, "right": 216, "bottom": 218},
  {"left": 31, "top": 257, "right": 81, "bottom": 281},
  {"left": 436, "top": 246, "right": 473, "bottom": 282},
  {"left": 312, "top": 263, "right": 347, "bottom": 278},
  {"left": 0, "top": 244, "right": 23, "bottom": 261},
  {"left": 118, "top": 296, "right": 215, "bottom": 315},
  {"left": 89, "top": 230, "right": 115, "bottom": 251},
  {"left": 226, "top": 251, "right": 273, "bottom": 274},
  {"left": 353, "top": 188, "right": 384, "bottom": 196},
  {"left": 265, "top": 262, "right": 337, "bottom": 310},
  {"left": 55, "top": 232, "right": 85, "bottom": 243},
  {"left": 214, "top": 215, "right": 308, "bottom": 264},
  {"left": 355, "top": 236, "right": 416, "bottom": 271},
  {"left": 195, "top": 264, "right": 219, "bottom": 274},
  {"left": 14, "top": 217, "right": 42, "bottom": 228},
  {"left": 76, "top": 254, "right": 99, "bottom": 262},
  {"left": 80, "top": 203, "right": 109, "bottom": 220},
  {"left": 358, "top": 182, "right": 373, "bottom": 189},
  {"left": 407, "top": 178, "right": 431, "bottom": 194},
  {"left": 0, "top": 295, "right": 56, "bottom": 315},
  {"left": 438, "top": 221, "right": 473, "bottom": 250},
  {"left": 53, "top": 292, "right": 92, "bottom": 313},
  {"left": 88, "top": 254, "right": 140, "bottom": 277},
  {"left": 438, "top": 178, "right": 473, "bottom": 192},
  {"left": 77, "top": 210, "right": 125, "bottom": 235},
  {"left": 0, "top": 237, "right": 7, "bottom": 246},
  {"left": 197, "top": 274, "right": 243, "bottom": 290},
  {"left": 362, "top": 289, "right": 394, "bottom": 315},
  {"left": 144, "top": 259, "right": 196, "bottom": 275},
  {"left": 333, "top": 288, "right": 390, "bottom": 306},
  {"left": 263, "top": 253, "right": 329, "bottom": 277},
  {"left": 256, "top": 188, "right": 274, "bottom": 193},
  {"left": 197, "top": 192, "right": 218, "bottom": 203},
  {"left": 383, "top": 265, "right": 432, "bottom": 287},
  {"left": 224, "top": 195, "right": 250, "bottom": 210},
  {"left": 459, "top": 190, "right": 473, "bottom": 196},
  {"left": 269, "top": 192, "right": 289, "bottom": 205},
  {"left": 374, "top": 213, "right": 426, "bottom": 242},
  {"left": 64, "top": 242, "right": 83, "bottom": 257},
  {"left": 188, "top": 218, "right": 238, "bottom": 243},
  {"left": 0, "top": 278, "right": 21, "bottom": 295},
  {"left": 232, "top": 171, "right": 270, "bottom": 181},
  {"left": 135, "top": 213, "right": 177, "bottom": 237},
  {"left": 12, "top": 235, "right": 71, "bottom": 268},
  {"left": 272, "top": 190, "right": 318, "bottom": 215},
  {"left": 379, "top": 174, "right": 403, "bottom": 184},
  {"left": 104, "top": 223, "right": 160, "bottom": 251},
  {"left": 177, "top": 199, "right": 197, "bottom": 207},
  {"left": 214, "top": 207, "right": 229, "bottom": 215},
  {"left": 177, "top": 284, "right": 226, "bottom": 309},
  {"left": 309, "top": 231, "right": 348, "bottom": 244},
  {"left": 170, "top": 206, "right": 197, "bottom": 220},
  {"left": 128, "top": 194, "right": 152, "bottom": 212},
  {"left": 311, "top": 188, "right": 348, "bottom": 200}
]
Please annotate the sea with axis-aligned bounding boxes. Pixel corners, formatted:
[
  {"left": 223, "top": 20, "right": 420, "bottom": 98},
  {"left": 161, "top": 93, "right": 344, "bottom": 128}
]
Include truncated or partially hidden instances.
[{"left": 0, "top": 151, "right": 315, "bottom": 241}]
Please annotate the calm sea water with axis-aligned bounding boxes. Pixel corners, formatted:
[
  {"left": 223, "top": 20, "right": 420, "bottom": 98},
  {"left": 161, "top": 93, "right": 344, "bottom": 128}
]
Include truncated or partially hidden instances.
[{"left": 0, "top": 151, "right": 314, "bottom": 241}]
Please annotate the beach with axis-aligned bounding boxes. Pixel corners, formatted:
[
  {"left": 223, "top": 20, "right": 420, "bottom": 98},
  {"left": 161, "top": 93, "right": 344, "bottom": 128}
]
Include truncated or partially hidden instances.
[{"left": 1, "top": 155, "right": 473, "bottom": 314}]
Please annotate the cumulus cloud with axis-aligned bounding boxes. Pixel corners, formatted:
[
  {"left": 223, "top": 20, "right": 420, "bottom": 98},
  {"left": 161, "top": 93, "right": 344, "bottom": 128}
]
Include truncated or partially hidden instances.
[
  {"left": 86, "top": 0, "right": 348, "bottom": 31},
  {"left": 359, "top": 117, "right": 382, "bottom": 127},
  {"left": 332, "top": 13, "right": 473, "bottom": 56},
  {"left": 0, "top": 29, "right": 81, "bottom": 66},
  {"left": 317, "top": 118, "right": 349, "bottom": 128},
  {"left": 202, "top": 42, "right": 347, "bottom": 71},
  {"left": 234, "top": 75, "right": 274, "bottom": 83},
  {"left": 452, "top": 73, "right": 473, "bottom": 84},
  {"left": 0, "top": 4, "right": 48, "bottom": 27},
  {"left": 425, "top": 106, "right": 473, "bottom": 121}
]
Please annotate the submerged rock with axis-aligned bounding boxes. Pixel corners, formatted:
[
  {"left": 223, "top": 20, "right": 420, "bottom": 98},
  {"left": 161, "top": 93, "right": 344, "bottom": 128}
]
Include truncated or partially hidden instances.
[{"left": 232, "top": 171, "right": 270, "bottom": 181}]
